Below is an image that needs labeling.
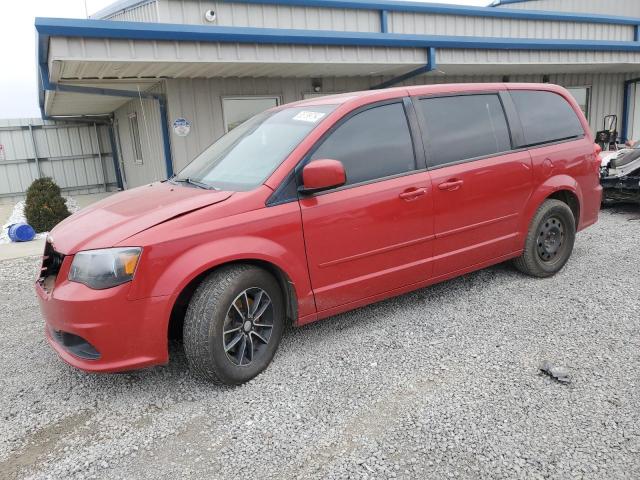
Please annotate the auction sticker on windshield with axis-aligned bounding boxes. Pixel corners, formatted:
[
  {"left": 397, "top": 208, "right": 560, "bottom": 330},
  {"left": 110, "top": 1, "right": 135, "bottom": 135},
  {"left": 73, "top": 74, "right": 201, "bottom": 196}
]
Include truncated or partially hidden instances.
[{"left": 292, "top": 111, "right": 326, "bottom": 123}]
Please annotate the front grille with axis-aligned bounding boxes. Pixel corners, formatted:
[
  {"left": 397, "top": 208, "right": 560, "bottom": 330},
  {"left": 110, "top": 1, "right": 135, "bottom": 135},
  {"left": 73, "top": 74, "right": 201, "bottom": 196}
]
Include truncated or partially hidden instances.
[{"left": 39, "top": 240, "right": 64, "bottom": 286}]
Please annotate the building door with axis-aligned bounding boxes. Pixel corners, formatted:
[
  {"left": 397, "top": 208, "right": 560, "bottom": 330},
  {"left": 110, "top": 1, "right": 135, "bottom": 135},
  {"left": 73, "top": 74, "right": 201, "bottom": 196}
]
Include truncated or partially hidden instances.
[{"left": 299, "top": 101, "right": 434, "bottom": 312}]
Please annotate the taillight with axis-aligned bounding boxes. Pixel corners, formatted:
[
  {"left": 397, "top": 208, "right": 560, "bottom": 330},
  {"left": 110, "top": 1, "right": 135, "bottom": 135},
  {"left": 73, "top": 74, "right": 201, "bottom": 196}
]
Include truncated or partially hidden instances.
[{"left": 593, "top": 143, "right": 603, "bottom": 173}]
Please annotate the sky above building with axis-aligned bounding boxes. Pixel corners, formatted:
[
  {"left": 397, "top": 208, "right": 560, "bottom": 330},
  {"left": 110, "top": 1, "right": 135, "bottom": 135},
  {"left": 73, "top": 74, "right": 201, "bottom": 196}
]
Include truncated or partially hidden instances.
[{"left": 0, "top": 0, "right": 487, "bottom": 119}]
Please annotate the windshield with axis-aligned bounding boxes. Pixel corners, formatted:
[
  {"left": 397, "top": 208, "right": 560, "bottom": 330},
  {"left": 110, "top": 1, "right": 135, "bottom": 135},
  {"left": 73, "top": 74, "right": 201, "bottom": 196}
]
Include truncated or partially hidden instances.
[{"left": 174, "top": 104, "right": 337, "bottom": 191}]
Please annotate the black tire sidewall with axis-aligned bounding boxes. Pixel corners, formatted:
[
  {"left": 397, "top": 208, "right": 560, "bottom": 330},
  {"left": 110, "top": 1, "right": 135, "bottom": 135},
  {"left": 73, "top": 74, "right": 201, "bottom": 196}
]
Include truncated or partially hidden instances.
[
  {"left": 528, "top": 202, "right": 576, "bottom": 275},
  {"left": 186, "top": 266, "right": 285, "bottom": 385}
]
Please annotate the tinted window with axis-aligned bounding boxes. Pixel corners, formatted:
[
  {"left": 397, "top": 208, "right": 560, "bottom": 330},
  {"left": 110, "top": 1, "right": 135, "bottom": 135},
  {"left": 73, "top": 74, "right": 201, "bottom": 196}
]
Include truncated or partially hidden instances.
[
  {"left": 510, "top": 90, "right": 584, "bottom": 147},
  {"left": 418, "top": 94, "right": 512, "bottom": 167},
  {"left": 310, "top": 102, "right": 416, "bottom": 186}
]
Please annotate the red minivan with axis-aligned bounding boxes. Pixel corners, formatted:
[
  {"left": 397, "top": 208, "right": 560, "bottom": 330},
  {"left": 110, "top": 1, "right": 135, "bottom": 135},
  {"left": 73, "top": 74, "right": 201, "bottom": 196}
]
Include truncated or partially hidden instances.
[{"left": 36, "top": 83, "right": 602, "bottom": 385}]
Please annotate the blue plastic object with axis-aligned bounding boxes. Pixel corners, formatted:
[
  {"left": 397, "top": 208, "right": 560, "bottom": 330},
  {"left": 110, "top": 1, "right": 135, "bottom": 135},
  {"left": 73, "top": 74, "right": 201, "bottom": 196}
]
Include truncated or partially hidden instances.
[{"left": 8, "top": 223, "right": 36, "bottom": 242}]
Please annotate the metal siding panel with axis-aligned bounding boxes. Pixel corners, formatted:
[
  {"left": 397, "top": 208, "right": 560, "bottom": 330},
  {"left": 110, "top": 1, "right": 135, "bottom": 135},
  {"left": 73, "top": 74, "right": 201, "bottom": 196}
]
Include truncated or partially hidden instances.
[
  {"left": 388, "top": 12, "right": 633, "bottom": 41},
  {"left": 0, "top": 119, "right": 116, "bottom": 198},
  {"left": 159, "top": 1, "right": 379, "bottom": 31},
  {"left": 103, "top": 1, "right": 158, "bottom": 22},
  {"left": 497, "top": 0, "right": 640, "bottom": 17},
  {"left": 437, "top": 48, "right": 640, "bottom": 65}
]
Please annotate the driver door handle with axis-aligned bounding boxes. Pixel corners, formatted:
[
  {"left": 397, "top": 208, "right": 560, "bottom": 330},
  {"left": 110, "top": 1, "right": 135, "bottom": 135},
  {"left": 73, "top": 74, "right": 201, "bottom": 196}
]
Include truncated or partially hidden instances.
[{"left": 399, "top": 187, "right": 427, "bottom": 201}]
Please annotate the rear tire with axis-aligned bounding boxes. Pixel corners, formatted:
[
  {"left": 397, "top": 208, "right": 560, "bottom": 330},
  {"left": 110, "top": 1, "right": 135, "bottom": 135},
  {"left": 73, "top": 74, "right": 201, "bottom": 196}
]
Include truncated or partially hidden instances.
[
  {"left": 183, "top": 265, "right": 285, "bottom": 385},
  {"left": 513, "top": 199, "right": 576, "bottom": 278}
]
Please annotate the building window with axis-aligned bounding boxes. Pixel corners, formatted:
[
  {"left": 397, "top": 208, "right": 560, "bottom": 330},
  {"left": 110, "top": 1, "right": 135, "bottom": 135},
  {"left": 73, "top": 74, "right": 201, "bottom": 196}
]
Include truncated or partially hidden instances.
[
  {"left": 566, "top": 86, "right": 591, "bottom": 121},
  {"left": 222, "top": 97, "right": 279, "bottom": 132},
  {"left": 128, "top": 112, "right": 144, "bottom": 165}
]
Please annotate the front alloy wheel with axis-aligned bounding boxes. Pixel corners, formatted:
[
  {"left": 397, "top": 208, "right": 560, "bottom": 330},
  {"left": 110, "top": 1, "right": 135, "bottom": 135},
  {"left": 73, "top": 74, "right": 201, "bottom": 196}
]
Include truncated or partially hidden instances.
[
  {"left": 183, "top": 265, "right": 285, "bottom": 385},
  {"left": 223, "top": 288, "right": 274, "bottom": 367}
]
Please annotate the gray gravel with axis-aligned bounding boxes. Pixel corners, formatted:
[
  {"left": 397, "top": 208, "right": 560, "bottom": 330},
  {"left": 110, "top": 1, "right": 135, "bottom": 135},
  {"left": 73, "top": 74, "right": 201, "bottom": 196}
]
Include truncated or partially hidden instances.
[{"left": 1, "top": 206, "right": 639, "bottom": 480}]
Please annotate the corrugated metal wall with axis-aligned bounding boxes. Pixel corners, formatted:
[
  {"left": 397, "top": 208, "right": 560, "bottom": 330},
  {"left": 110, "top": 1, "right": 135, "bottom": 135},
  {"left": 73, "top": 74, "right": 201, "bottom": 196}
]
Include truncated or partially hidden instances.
[
  {"left": 165, "top": 72, "right": 630, "bottom": 171},
  {"left": 158, "top": 1, "right": 380, "bottom": 31},
  {"left": 100, "top": 0, "right": 158, "bottom": 22},
  {"left": 157, "top": 0, "right": 634, "bottom": 42},
  {"left": 495, "top": 0, "right": 640, "bottom": 17},
  {"left": 112, "top": 84, "right": 168, "bottom": 188},
  {"left": 389, "top": 12, "right": 632, "bottom": 41},
  {"left": 0, "top": 119, "right": 118, "bottom": 202}
]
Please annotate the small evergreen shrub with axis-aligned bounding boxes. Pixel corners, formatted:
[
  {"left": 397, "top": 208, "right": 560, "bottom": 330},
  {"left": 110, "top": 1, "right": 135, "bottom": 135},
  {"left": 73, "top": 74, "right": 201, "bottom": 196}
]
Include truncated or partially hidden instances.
[{"left": 24, "top": 177, "right": 71, "bottom": 233}]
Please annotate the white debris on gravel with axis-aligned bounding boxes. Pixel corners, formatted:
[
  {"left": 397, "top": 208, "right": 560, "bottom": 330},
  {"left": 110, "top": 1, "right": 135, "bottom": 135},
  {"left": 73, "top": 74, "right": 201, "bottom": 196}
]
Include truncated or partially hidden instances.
[
  {"left": 0, "top": 206, "right": 639, "bottom": 480},
  {"left": 0, "top": 197, "right": 79, "bottom": 244}
]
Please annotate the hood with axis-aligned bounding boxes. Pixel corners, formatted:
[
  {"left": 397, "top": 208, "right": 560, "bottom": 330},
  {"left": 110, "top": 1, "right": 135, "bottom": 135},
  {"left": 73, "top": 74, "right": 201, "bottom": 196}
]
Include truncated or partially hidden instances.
[{"left": 49, "top": 182, "right": 233, "bottom": 254}]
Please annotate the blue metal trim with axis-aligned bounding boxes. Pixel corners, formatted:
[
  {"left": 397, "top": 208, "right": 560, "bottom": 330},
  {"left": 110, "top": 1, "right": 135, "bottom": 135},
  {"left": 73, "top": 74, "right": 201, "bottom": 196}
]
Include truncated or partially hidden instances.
[
  {"left": 371, "top": 47, "right": 436, "bottom": 90},
  {"left": 621, "top": 78, "right": 640, "bottom": 142},
  {"left": 157, "top": 97, "right": 174, "bottom": 178},
  {"left": 635, "top": 25, "right": 640, "bottom": 42},
  {"left": 222, "top": 0, "right": 640, "bottom": 26},
  {"left": 380, "top": 9, "right": 388, "bottom": 33},
  {"left": 490, "top": 0, "right": 537, "bottom": 7},
  {"left": 34, "top": 18, "right": 640, "bottom": 51}
]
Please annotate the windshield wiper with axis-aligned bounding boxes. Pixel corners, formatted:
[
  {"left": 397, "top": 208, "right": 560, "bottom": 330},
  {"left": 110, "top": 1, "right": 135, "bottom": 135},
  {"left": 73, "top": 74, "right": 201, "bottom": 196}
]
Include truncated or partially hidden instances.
[{"left": 169, "top": 176, "right": 217, "bottom": 190}]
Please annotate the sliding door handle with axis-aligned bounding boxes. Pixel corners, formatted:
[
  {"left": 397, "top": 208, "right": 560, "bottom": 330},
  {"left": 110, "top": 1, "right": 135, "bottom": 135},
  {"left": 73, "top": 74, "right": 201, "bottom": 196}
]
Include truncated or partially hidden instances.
[{"left": 438, "top": 179, "right": 464, "bottom": 191}]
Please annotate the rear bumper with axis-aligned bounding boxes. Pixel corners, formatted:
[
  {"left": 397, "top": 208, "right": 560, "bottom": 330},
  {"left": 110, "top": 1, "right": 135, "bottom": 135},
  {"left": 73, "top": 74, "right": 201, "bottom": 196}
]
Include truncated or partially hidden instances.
[
  {"left": 578, "top": 183, "right": 603, "bottom": 231},
  {"left": 37, "top": 279, "right": 175, "bottom": 373}
]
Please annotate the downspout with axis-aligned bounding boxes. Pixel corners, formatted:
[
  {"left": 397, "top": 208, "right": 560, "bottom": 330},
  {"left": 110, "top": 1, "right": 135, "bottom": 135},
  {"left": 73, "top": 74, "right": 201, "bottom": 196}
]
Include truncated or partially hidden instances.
[{"left": 370, "top": 47, "right": 437, "bottom": 90}]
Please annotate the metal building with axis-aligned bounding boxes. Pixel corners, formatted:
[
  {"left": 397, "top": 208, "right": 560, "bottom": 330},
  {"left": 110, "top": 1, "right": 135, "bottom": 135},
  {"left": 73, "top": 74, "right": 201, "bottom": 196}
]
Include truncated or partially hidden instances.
[
  {"left": 34, "top": 0, "right": 640, "bottom": 189},
  {"left": 0, "top": 119, "right": 119, "bottom": 202}
]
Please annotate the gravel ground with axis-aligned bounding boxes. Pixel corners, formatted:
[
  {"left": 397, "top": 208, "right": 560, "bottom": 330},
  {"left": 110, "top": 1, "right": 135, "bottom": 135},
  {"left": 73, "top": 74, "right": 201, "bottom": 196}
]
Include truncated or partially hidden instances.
[{"left": 1, "top": 206, "right": 639, "bottom": 480}]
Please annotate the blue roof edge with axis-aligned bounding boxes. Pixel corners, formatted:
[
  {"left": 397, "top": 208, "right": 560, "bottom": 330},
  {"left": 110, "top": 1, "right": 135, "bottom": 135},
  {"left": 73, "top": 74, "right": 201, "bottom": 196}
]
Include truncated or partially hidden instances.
[{"left": 490, "top": 0, "right": 538, "bottom": 6}]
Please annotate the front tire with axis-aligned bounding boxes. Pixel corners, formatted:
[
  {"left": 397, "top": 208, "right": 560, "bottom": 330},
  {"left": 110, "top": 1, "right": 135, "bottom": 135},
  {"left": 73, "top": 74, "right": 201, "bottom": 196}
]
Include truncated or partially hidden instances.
[
  {"left": 183, "top": 265, "right": 285, "bottom": 385},
  {"left": 513, "top": 199, "right": 576, "bottom": 278}
]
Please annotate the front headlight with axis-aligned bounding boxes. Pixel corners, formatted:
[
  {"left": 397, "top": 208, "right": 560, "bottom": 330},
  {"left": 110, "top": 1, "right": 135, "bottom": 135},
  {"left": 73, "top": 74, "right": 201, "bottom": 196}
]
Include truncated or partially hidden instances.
[{"left": 68, "top": 247, "right": 142, "bottom": 289}]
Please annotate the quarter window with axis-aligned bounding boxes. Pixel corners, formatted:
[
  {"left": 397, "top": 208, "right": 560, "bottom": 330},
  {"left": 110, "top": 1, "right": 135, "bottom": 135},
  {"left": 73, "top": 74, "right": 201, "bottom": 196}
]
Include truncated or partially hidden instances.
[
  {"left": 418, "top": 94, "right": 512, "bottom": 168},
  {"left": 510, "top": 90, "right": 584, "bottom": 147},
  {"left": 309, "top": 102, "right": 416, "bottom": 186}
]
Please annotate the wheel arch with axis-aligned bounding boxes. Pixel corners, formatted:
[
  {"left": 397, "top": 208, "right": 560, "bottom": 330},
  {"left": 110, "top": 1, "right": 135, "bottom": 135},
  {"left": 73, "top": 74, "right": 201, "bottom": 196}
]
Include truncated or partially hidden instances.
[
  {"left": 168, "top": 257, "right": 299, "bottom": 342},
  {"left": 519, "top": 175, "right": 583, "bottom": 246}
]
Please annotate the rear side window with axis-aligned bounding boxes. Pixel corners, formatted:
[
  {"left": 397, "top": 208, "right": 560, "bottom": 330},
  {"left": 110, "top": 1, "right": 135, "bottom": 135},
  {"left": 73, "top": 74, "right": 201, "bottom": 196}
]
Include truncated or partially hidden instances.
[
  {"left": 309, "top": 102, "right": 416, "bottom": 186},
  {"left": 418, "top": 94, "right": 512, "bottom": 167},
  {"left": 510, "top": 90, "right": 584, "bottom": 147}
]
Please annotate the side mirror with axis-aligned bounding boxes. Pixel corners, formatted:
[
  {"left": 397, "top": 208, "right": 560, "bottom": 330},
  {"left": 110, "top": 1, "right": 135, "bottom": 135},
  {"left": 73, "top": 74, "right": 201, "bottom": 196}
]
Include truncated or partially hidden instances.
[{"left": 300, "top": 159, "right": 346, "bottom": 194}]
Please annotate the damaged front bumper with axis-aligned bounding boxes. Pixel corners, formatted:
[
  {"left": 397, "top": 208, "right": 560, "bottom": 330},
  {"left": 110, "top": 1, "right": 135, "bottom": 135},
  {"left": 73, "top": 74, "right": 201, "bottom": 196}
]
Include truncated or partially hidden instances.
[{"left": 600, "top": 148, "right": 640, "bottom": 203}]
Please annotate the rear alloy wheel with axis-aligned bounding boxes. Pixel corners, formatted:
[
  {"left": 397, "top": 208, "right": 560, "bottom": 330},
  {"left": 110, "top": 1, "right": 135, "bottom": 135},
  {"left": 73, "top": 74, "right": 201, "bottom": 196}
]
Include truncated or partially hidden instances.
[
  {"left": 183, "top": 265, "right": 284, "bottom": 385},
  {"left": 513, "top": 199, "right": 576, "bottom": 278}
]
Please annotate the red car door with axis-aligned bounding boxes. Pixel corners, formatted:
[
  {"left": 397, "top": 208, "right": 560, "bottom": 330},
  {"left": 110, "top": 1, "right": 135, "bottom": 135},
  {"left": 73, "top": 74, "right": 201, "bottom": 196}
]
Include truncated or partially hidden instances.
[
  {"left": 415, "top": 93, "right": 533, "bottom": 277},
  {"left": 298, "top": 100, "right": 434, "bottom": 312}
]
